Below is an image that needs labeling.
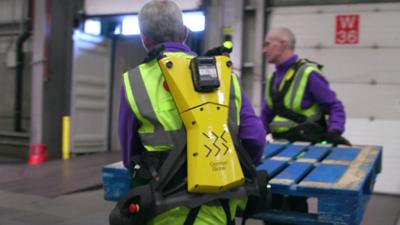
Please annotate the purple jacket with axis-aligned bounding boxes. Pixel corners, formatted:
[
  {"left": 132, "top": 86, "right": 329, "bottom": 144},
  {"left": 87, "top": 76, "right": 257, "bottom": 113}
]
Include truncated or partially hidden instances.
[
  {"left": 260, "top": 54, "right": 346, "bottom": 134},
  {"left": 119, "top": 42, "right": 266, "bottom": 168}
]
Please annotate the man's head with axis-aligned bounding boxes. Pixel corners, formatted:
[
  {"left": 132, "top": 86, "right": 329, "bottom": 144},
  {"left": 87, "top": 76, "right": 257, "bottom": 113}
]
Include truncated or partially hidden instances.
[
  {"left": 139, "top": 0, "right": 187, "bottom": 51},
  {"left": 262, "top": 27, "right": 296, "bottom": 65}
]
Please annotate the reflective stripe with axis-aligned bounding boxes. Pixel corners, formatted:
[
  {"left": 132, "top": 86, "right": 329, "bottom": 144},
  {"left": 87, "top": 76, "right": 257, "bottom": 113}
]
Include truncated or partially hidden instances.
[
  {"left": 138, "top": 59, "right": 183, "bottom": 131},
  {"left": 231, "top": 74, "right": 242, "bottom": 126},
  {"left": 129, "top": 67, "right": 160, "bottom": 131},
  {"left": 290, "top": 64, "right": 309, "bottom": 109},
  {"left": 269, "top": 120, "right": 298, "bottom": 130},
  {"left": 229, "top": 76, "right": 239, "bottom": 137},
  {"left": 229, "top": 74, "right": 242, "bottom": 140},
  {"left": 124, "top": 66, "right": 185, "bottom": 151},
  {"left": 265, "top": 73, "right": 273, "bottom": 108},
  {"left": 264, "top": 61, "right": 324, "bottom": 134},
  {"left": 270, "top": 112, "right": 323, "bottom": 131},
  {"left": 123, "top": 72, "right": 154, "bottom": 133},
  {"left": 265, "top": 68, "right": 296, "bottom": 108},
  {"left": 140, "top": 129, "right": 185, "bottom": 150}
]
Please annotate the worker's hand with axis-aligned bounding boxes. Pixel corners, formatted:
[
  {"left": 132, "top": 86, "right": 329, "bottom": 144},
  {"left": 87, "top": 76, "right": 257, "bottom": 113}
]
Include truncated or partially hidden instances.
[{"left": 326, "top": 130, "right": 351, "bottom": 146}]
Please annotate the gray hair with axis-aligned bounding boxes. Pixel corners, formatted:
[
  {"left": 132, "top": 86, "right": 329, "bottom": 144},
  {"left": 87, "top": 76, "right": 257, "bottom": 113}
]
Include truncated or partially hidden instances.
[
  {"left": 269, "top": 27, "right": 296, "bottom": 50},
  {"left": 280, "top": 27, "right": 296, "bottom": 50},
  {"left": 139, "top": 0, "right": 186, "bottom": 43}
]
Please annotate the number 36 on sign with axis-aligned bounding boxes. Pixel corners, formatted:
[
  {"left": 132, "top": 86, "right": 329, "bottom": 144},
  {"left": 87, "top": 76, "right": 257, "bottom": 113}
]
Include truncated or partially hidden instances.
[{"left": 336, "top": 14, "right": 360, "bottom": 44}]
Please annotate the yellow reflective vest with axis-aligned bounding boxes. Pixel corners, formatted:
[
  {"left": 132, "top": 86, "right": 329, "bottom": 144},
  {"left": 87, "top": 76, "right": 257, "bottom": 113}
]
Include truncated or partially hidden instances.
[{"left": 265, "top": 59, "right": 323, "bottom": 134}]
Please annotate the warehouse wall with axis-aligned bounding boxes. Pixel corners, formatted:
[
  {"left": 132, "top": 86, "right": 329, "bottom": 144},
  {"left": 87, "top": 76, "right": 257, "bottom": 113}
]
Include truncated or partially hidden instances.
[
  {"left": 0, "top": 44, "right": 32, "bottom": 132},
  {"left": 0, "top": 0, "right": 32, "bottom": 132},
  {"left": 267, "top": 2, "right": 400, "bottom": 194}
]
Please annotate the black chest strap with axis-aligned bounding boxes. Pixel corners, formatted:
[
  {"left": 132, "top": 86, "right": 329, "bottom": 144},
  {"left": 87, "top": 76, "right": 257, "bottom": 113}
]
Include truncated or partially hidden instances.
[
  {"left": 183, "top": 199, "right": 235, "bottom": 225},
  {"left": 220, "top": 199, "right": 235, "bottom": 225},
  {"left": 269, "top": 60, "right": 308, "bottom": 123},
  {"left": 184, "top": 206, "right": 201, "bottom": 225}
]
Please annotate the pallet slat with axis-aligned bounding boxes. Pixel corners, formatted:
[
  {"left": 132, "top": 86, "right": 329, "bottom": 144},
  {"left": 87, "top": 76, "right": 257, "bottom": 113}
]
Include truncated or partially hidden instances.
[{"left": 101, "top": 143, "right": 382, "bottom": 225}]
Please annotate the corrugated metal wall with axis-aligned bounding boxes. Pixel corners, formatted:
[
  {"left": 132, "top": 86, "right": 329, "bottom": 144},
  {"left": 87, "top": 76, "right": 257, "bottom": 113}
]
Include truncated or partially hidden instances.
[
  {"left": 268, "top": 2, "right": 400, "bottom": 194},
  {"left": 0, "top": 0, "right": 31, "bottom": 132},
  {"left": 70, "top": 31, "right": 111, "bottom": 153},
  {"left": 0, "top": 0, "right": 23, "bottom": 22}
]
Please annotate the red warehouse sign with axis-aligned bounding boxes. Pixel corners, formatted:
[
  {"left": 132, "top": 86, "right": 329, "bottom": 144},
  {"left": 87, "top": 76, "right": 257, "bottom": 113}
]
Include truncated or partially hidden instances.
[{"left": 335, "top": 14, "right": 360, "bottom": 44}]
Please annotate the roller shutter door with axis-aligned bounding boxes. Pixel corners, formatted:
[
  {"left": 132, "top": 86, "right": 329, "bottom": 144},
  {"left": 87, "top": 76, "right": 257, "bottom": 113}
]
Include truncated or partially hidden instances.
[{"left": 70, "top": 31, "right": 111, "bottom": 153}]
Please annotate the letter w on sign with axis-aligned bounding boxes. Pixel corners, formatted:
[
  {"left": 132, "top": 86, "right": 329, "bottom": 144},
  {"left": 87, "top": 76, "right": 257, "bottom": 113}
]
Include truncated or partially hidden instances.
[{"left": 335, "top": 14, "right": 360, "bottom": 44}]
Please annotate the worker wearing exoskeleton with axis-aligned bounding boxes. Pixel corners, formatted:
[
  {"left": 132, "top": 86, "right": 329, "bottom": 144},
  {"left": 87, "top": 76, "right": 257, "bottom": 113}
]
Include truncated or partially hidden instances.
[
  {"left": 112, "top": 1, "right": 269, "bottom": 225},
  {"left": 260, "top": 27, "right": 350, "bottom": 224}
]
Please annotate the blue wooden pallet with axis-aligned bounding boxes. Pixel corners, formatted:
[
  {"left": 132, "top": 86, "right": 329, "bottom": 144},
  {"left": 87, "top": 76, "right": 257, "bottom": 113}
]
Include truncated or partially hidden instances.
[
  {"left": 102, "top": 143, "right": 382, "bottom": 225},
  {"left": 253, "top": 142, "right": 382, "bottom": 225}
]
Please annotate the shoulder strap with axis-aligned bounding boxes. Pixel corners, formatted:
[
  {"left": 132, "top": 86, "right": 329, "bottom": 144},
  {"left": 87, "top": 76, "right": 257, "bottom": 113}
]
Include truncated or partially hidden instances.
[
  {"left": 270, "top": 60, "right": 308, "bottom": 123},
  {"left": 143, "top": 45, "right": 165, "bottom": 63},
  {"left": 183, "top": 200, "right": 235, "bottom": 225},
  {"left": 220, "top": 199, "right": 235, "bottom": 225},
  {"left": 184, "top": 206, "right": 201, "bottom": 225},
  {"left": 302, "top": 58, "right": 324, "bottom": 70}
]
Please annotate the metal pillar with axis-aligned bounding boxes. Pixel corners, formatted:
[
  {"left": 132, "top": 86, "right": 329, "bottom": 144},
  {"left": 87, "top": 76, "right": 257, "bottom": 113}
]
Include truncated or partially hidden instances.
[
  {"left": 202, "top": 0, "right": 224, "bottom": 52},
  {"left": 30, "top": 0, "right": 47, "bottom": 145},
  {"left": 30, "top": 0, "right": 82, "bottom": 159},
  {"left": 251, "top": 0, "right": 266, "bottom": 114},
  {"left": 222, "top": 0, "right": 244, "bottom": 75}
]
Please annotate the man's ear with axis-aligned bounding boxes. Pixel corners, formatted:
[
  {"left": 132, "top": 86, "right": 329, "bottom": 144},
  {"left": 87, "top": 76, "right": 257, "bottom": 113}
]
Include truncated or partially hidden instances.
[
  {"left": 181, "top": 26, "right": 189, "bottom": 42},
  {"left": 281, "top": 40, "right": 290, "bottom": 50},
  {"left": 142, "top": 34, "right": 156, "bottom": 51}
]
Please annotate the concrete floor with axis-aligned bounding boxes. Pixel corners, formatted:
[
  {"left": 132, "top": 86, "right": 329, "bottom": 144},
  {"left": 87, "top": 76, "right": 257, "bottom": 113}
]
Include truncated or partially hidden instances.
[
  {"left": 0, "top": 189, "right": 113, "bottom": 225},
  {"left": 0, "top": 188, "right": 399, "bottom": 225},
  {"left": 0, "top": 152, "right": 398, "bottom": 225}
]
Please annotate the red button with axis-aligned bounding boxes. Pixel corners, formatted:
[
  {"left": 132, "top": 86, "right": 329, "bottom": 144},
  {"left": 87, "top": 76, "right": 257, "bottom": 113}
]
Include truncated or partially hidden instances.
[
  {"left": 129, "top": 203, "right": 140, "bottom": 214},
  {"left": 163, "top": 80, "right": 170, "bottom": 92}
]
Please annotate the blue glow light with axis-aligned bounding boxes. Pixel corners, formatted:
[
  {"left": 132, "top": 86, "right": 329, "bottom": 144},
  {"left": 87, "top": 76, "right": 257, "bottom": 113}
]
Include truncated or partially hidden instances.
[{"left": 84, "top": 19, "right": 101, "bottom": 35}]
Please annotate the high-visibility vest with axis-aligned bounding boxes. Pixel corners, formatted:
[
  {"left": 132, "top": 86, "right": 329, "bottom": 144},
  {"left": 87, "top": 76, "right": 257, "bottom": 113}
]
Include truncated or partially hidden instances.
[
  {"left": 122, "top": 51, "right": 245, "bottom": 224},
  {"left": 265, "top": 59, "right": 323, "bottom": 134},
  {"left": 123, "top": 51, "right": 242, "bottom": 151}
]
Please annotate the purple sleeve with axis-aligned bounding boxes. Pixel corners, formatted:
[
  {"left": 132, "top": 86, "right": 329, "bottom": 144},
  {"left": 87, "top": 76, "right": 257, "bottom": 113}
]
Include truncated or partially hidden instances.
[
  {"left": 260, "top": 100, "right": 275, "bottom": 134},
  {"left": 118, "top": 87, "right": 144, "bottom": 168},
  {"left": 239, "top": 91, "right": 266, "bottom": 165},
  {"left": 308, "top": 72, "right": 346, "bottom": 133}
]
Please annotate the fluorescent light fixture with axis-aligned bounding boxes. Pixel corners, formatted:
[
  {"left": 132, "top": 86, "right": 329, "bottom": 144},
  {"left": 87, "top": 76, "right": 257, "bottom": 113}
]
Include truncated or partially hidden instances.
[
  {"left": 84, "top": 19, "right": 101, "bottom": 35},
  {"left": 120, "top": 11, "right": 205, "bottom": 36},
  {"left": 122, "top": 16, "right": 140, "bottom": 35},
  {"left": 183, "top": 11, "right": 205, "bottom": 32}
]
